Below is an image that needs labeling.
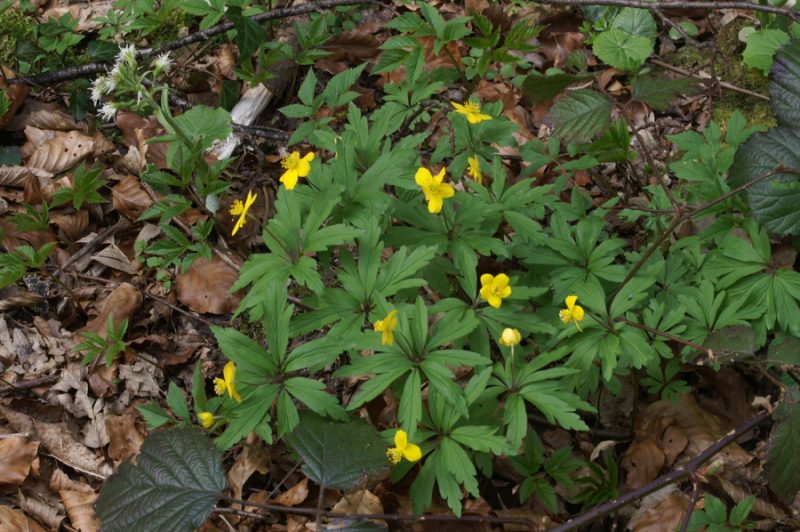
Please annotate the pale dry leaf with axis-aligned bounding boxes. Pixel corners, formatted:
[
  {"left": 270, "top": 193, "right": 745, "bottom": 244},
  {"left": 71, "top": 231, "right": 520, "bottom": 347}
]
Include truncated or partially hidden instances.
[
  {"left": 105, "top": 412, "right": 145, "bottom": 463},
  {"left": 272, "top": 478, "right": 309, "bottom": 508},
  {"left": 176, "top": 256, "right": 243, "bottom": 314},
  {"left": 0, "top": 67, "right": 29, "bottom": 129},
  {"left": 0, "top": 436, "right": 39, "bottom": 485},
  {"left": 0, "top": 166, "right": 34, "bottom": 188},
  {"left": 91, "top": 132, "right": 115, "bottom": 157},
  {"left": 50, "top": 468, "right": 94, "bottom": 493},
  {"left": 328, "top": 490, "right": 385, "bottom": 530},
  {"left": 42, "top": 3, "right": 112, "bottom": 32},
  {"left": 90, "top": 243, "right": 139, "bottom": 275},
  {"left": 114, "top": 144, "right": 146, "bottom": 175},
  {"left": 24, "top": 128, "right": 95, "bottom": 175},
  {"left": 17, "top": 491, "right": 64, "bottom": 530},
  {"left": 0, "top": 505, "right": 48, "bottom": 532},
  {"left": 628, "top": 487, "right": 688, "bottom": 532},
  {"left": 9, "top": 101, "right": 80, "bottom": 132},
  {"left": 227, "top": 435, "right": 270, "bottom": 500},
  {"left": 59, "top": 490, "right": 99, "bottom": 532}
]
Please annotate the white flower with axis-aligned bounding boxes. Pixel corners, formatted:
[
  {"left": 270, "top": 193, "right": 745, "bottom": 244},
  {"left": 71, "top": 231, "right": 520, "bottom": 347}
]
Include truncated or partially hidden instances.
[
  {"left": 90, "top": 80, "right": 104, "bottom": 105},
  {"left": 153, "top": 52, "right": 172, "bottom": 73},
  {"left": 116, "top": 44, "right": 137, "bottom": 67},
  {"left": 99, "top": 102, "right": 118, "bottom": 122}
]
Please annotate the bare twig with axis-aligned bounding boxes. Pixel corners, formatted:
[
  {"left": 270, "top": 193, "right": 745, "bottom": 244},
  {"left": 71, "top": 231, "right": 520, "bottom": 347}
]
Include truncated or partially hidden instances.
[
  {"left": 649, "top": 58, "right": 771, "bottom": 102},
  {"left": 679, "top": 480, "right": 703, "bottom": 532},
  {"left": 548, "top": 409, "right": 769, "bottom": 532},
  {"left": 531, "top": 0, "right": 800, "bottom": 19}
]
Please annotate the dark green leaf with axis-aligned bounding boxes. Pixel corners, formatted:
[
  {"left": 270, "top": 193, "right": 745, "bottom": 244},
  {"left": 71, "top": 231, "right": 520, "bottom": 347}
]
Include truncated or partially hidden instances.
[
  {"left": 766, "top": 386, "right": 800, "bottom": 504},
  {"left": 631, "top": 74, "right": 696, "bottom": 110},
  {"left": 285, "top": 412, "right": 388, "bottom": 490},
  {"left": 770, "top": 37, "right": 800, "bottom": 126},
  {"left": 95, "top": 427, "right": 225, "bottom": 531},
  {"left": 704, "top": 325, "right": 755, "bottom": 360},
  {"left": 87, "top": 40, "right": 118, "bottom": 63},
  {"left": 548, "top": 90, "right": 613, "bottom": 143},
  {"left": 521, "top": 72, "right": 591, "bottom": 104},
  {"left": 592, "top": 29, "right": 652, "bottom": 71},
  {"left": 768, "top": 334, "right": 800, "bottom": 365}
]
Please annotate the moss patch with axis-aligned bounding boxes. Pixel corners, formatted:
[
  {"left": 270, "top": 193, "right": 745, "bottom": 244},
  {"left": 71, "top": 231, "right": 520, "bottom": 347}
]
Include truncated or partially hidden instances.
[{"left": 0, "top": 9, "right": 35, "bottom": 69}]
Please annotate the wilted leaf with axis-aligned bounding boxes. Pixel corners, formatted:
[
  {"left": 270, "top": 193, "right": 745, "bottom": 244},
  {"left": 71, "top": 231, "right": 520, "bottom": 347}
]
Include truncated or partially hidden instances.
[
  {"left": 285, "top": 412, "right": 388, "bottom": 490},
  {"left": 23, "top": 127, "right": 96, "bottom": 175},
  {"left": 176, "top": 256, "right": 242, "bottom": 315},
  {"left": 0, "top": 436, "right": 39, "bottom": 485},
  {"left": 59, "top": 490, "right": 99, "bottom": 532},
  {"left": 766, "top": 386, "right": 800, "bottom": 504},
  {"left": 90, "top": 244, "right": 139, "bottom": 275},
  {"left": 272, "top": 478, "right": 309, "bottom": 507},
  {"left": 81, "top": 282, "right": 142, "bottom": 336},
  {"left": 105, "top": 413, "right": 145, "bottom": 463},
  {"left": 9, "top": 100, "right": 80, "bottom": 131},
  {"left": 227, "top": 434, "right": 269, "bottom": 500},
  {"left": 50, "top": 211, "right": 89, "bottom": 243},
  {"left": 628, "top": 489, "right": 688, "bottom": 532},
  {"left": 0, "top": 506, "right": 47, "bottom": 532},
  {"left": 328, "top": 490, "right": 386, "bottom": 530},
  {"left": 95, "top": 427, "right": 226, "bottom": 532}
]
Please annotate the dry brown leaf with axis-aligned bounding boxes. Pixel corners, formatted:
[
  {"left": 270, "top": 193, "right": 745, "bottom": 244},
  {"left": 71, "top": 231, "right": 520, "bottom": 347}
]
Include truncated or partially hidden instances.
[
  {"left": 49, "top": 211, "right": 89, "bottom": 243},
  {"left": 488, "top": 509, "right": 555, "bottom": 531},
  {"left": 0, "top": 405, "right": 112, "bottom": 478},
  {"left": 628, "top": 488, "right": 688, "bottom": 532},
  {"left": 42, "top": 2, "right": 112, "bottom": 32},
  {"left": 17, "top": 491, "right": 64, "bottom": 530},
  {"left": 0, "top": 220, "right": 56, "bottom": 252},
  {"left": 0, "top": 67, "right": 29, "bottom": 129},
  {"left": 90, "top": 243, "right": 139, "bottom": 275},
  {"left": 105, "top": 413, "right": 145, "bottom": 463},
  {"left": 318, "top": 29, "right": 380, "bottom": 73},
  {"left": 115, "top": 111, "right": 169, "bottom": 169},
  {"left": 81, "top": 282, "right": 142, "bottom": 336},
  {"left": 0, "top": 166, "right": 34, "bottom": 188},
  {"left": 328, "top": 490, "right": 385, "bottom": 530},
  {"left": 50, "top": 468, "right": 93, "bottom": 493},
  {"left": 23, "top": 128, "right": 95, "bottom": 175},
  {"left": 8, "top": 101, "right": 81, "bottom": 132},
  {"left": 227, "top": 434, "right": 270, "bottom": 500},
  {"left": 622, "top": 438, "right": 666, "bottom": 490},
  {"left": 176, "top": 256, "right": 243, "bottom": 315},
  {"left": 59, "top": 490, "right": 99, "bottom": 532},
  {"left": 272, "top": 479, "right": 309, "bottom": 508},
  {"left": 111, "top": 175, "right": 153, "bottom": 219},
  {"left": 0, "top": 505, "right": 47, "bottom": 532},
  {"left": 0, "top": 436, "right": 39, "bottom": 485}
]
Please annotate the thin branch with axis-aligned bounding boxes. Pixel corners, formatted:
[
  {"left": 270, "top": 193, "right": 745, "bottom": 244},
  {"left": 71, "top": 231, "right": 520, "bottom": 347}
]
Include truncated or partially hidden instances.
[
  {"left": 218, "top": 495, "right": 538, "bottom": 527},
  {"left": 679, "top": 479, "right": 703, "bottom": 532},
  {"left": 548, "top": 409, "right": 769, "bottom": 532},
  {"left": 649, "top": 58, "right": 770, "bottom": 102},
  {"left": 11, "top": 0, "right": 376, "bottom": 87},
  {"left": 531, "top": 0, "right": 800, "bottom": 19}
]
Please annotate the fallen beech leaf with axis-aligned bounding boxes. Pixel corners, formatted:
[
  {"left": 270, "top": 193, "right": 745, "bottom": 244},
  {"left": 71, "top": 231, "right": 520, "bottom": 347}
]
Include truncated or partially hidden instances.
[
  {"left": 0, "top": 67, "right": 29, "bottom": 129},
  {"left": 50, "top": 468, "right": 94, "bottom": 493},
  {"left": 90, "top": 243, "right": 139, "bottom": 275},
  {"left": 82, "top": 282, "right": 142, "bottom": 336},
  {"left": 0, "top": 167, "right": 34, "bottom": 188},
  {"left": 9, "top": 101, "right": 80, "bottom": 132},
  {"left": 112, "top": 175, "right": 153, "bottom": 219},
  {"left": 49, "top": 211, "right": 89, "bottom": 243},
  {"left": 318, "top": 29, "right": 380, "bottom": 73},
  {"left": 227, "top": 434, "right": 270, "bottom": 500},
  {"left": 176, "top": 256, "right": 242, "bottom": 315},
  {"left": 18, "top": 491, "right": 64, "bottom": 530},
  {"left": 24, "top": 128, "right": 95, "bottom": 175},
  {"left": 59, "top": 490, "right": 99, "bottom": 532},
  {"left": 0, "top": 436, "right": 39, "bottom": 485},
  {"left": 105, "top": 413, "right": 145, "bottom": 463},
  {"left": 0, "top": 506, "right": 48, "bottom": 532},
  {"left": 622, "top": 438, "right": 666, "bottom": 490},
  {"left": 329, "top": 490, "right": 385, "bottom": 529},
  {"left": 273, "top": 478, "right": 309, "bottom": 507},
  {"left": 628, "top": 488, "right": 688, "bottom": 532}
]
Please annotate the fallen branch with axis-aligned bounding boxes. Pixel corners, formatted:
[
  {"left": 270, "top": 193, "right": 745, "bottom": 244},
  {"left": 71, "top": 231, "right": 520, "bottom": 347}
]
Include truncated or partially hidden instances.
[
  {"left": 549, "top": 409, "right": 770, "bottom": 532},
  {"left": 532, "top": 0, "right": 800, "bottom": 19},
  {"left": 11, "top": 0, "right": 375, "bottom": 87}
]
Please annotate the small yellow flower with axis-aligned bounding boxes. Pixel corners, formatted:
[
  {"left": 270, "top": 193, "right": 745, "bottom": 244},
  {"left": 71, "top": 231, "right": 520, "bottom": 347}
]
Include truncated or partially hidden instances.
[
  {"left": 386, "top": 429, "right": 422, "bottom": 464},
  {"left": 559, "top": 295, "right": 585, "bottom": 331},
  {"left": 198, "top": 411, "right": 215, "bottom": 428},
  {"left": 499, "top": 328, "right": 521, "bottom": 347},
  {"left": 480, "top": 273, "right": 512, "bottom": 309},
  {"left": 451, "top": 100, "right": 492, "bottom": 124},
  {"left": 467, "top": 156, "right": 482, "bottom": 184},
  {"left": 279, "top": 151, "right": 314, "bottom": 190},
  {"left": 229, "top": 190, "right": 257, "bottom": 236},
  {"left": 415, "top": 166, "right": 455, "bottom": 214},
  {"left": 214, "top": 361, "right": 242, "bottom": 402},
  {"left": 374, "top": 310, "right": 398, "bottom": 346}
]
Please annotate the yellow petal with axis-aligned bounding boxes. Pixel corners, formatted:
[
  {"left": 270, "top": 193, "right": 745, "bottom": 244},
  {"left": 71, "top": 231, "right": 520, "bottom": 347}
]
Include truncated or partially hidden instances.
[
  {"left": 451, "top": 101, "right": 466, "bottom": 113},
  {"left": 433, "top": 167, "right": 446, "bottom": 184},
  {"left": 438, "top": 183, "right": 455, "bottom": 199},
  {"left": 427, "top": 195, "right": 443, "bottom": 214},
  {"left": 572, "top": 304, "right": 585, "bottom": 321},
  {"left": 565, "top": 295, "right": 578, "bottom": 310},
  {"left": 480, "top": 274, "right": 494, "bottom": 287},
  {"left": 415, "top": 167, "right": 433, "bottom": 187},
  {"left": 394, "top": 429, "right": 408, "bottom": 449},
  {"left": 402, "top": 443, "right": 422, "bottom": 462},
  {"left": 198, "top": 412, "right": 215, "bottom": 428},
  {"left": 382, "top": 329, "right": 394, "bottom": 346},
  {"left": 494, "top": 274, "right": 510, "bottom": 288},
  {"left": 280, "top": 169, "right": 299, "bottom": 190},
  {"left": 214, "top": 378, "right": 226, "bottom": 396},
  {"left": 229, "top": 199, "right": 244, "bottom": 216}
]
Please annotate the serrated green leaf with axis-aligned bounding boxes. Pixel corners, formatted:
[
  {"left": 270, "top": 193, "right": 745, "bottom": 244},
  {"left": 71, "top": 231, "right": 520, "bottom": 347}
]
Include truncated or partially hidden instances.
[
  {"left": 770, "top": 38, "right": 800, "bottom": 126},
  {"left": 610, "top": 8, "right": 657, "bottom": 39},
  {"left": 137, "top": 402, "right": 173, "bottom": 430},
  {"left": 167, "top": 382, "right": 190, "bottom": 421},
  {"left": 766, "top": 386, "right": 800, "bottom": 504},
  {"left": 743, "top": 29, "right": 789, "bottom": 75},
  {"left": 592, "top": 29, "right": 653, "bottom": 71},
  {"left": 631, "top": 74, "right": 696, "bottom": 110},
  {"left": 729, "top": 127, "right": 800, "bottom": 235},
  {"left": 285, "top": 412, "right": 388, "bottom": 490},
  {"left": 548, "top": 90, "right": 613, "bottom": 143},
  {"left": 95, "top": 427, "right": 225, "bottom": 531},
  {"left": 521, "top": 72, "right": 591, "bottom": 104}
]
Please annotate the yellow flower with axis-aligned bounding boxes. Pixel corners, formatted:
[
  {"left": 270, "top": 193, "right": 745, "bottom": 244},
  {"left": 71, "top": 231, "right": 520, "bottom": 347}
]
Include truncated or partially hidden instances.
[
  {"left": 198, "top": 411, "right": 215, "bottom": 429},
  {"left": 415, "top": 166, "right": 455, "bottom": 214},
  {"left": 229, "top": 190, "right": 257, "bottom": 236},
  {"left": 467, "top": 156, "right": 482, "bottom": 184},
  {"left": 559, "top": 295, "right": 585, "bottom": 331},
  {"left": 386, "top": 429, "right": 422, "bottom": 464},
  {"left": 279, "top": 151, "right": 314, "bottom": 190},
  {"left": 499, "top": 328, "right": 521, "bottom": 347},
  {"left": 480, "top": 273, "right": 512, "bottom": 309},
  {"left": 451, "top": 100, "right": 492, "bottom": 124},
  {"left": 374, "top": 310, "right": 398, "bottom": 346},
  {"left": 213, "top": 361, "right": 242, "bottom": 402}
]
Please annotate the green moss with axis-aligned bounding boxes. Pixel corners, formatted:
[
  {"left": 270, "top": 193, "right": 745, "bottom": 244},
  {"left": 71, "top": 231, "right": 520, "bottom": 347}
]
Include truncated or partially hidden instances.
[{"left": 0, "top": 8, "right": 35, "bottom": 68}]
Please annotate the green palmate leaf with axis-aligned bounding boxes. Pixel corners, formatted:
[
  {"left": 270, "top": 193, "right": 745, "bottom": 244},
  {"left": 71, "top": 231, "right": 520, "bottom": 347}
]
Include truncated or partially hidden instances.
[
  {"left": 95, "top": 427, "right": 225, "bottom": 531},
  {"left": 592, "top": 29, "right": 652, "bottom": 71},
  {"left": 285, "top": 412, "right": 388, "bottom": 490},
  {"left": 743, "top": 29, "right": 789, "bottom": 75},
  {"left": 548, "top": 90, "right": 613, "bottom": 143},
  {"left": 729, "top": 127, "right": 800, "bottom": 235},
  {"left": 766, "top": 386, "right": 800, "bottom": 504}
]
